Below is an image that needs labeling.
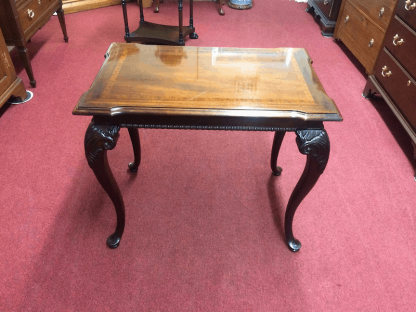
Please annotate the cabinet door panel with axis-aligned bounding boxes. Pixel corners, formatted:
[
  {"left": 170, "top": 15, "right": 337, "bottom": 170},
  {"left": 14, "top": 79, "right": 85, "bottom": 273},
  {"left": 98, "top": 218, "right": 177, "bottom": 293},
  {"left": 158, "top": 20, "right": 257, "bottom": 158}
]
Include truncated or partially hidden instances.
[
  {"left": 0, "top": 31, "right": 14, "bottom": 95},
  {"left": 0, "top": 57, "right": 12, "bottom": 95}
]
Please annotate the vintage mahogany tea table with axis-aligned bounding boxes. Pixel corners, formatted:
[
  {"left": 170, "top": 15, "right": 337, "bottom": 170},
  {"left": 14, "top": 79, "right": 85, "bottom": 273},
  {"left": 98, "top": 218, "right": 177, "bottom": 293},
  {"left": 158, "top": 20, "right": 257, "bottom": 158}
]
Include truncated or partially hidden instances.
[{"left": 73, "top": 43, "right": 342, "bottom": 252}]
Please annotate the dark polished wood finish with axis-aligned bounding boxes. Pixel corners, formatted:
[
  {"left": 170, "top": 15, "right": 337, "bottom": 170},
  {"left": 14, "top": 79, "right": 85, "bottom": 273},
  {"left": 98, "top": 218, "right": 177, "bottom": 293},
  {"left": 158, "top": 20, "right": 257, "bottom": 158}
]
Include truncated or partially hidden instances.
[
  {"left": 0, "top": 0, "right": 68, "bottom": 87},
  {"left": 122, "top": 0, "right": 197, "bottom": 46},
  {"left": 154, "top": 0, "right": 225, "bottom": 16},
  {"left": 127, "top": 127, "right": 141, "bottom": 172},
  {"left": 306, "top": 0, "right": 343, "bottom": 37},
  {"left": 0, "top": 28, "right": 27, "bottom": 108},
  {"left": 270, "top": 131, "right": 285, "bottom": 176},
  {"left": 363, "top": 0, "right": 416, "bottom": 179},
  {"left": 73, "top": 43, "right": 342, "bottom": 251}
]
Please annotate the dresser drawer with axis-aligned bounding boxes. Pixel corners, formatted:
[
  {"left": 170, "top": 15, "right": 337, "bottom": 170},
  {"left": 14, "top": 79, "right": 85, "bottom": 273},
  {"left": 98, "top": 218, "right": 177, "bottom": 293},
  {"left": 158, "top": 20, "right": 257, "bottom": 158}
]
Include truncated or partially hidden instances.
[
  {"left": 349, "top": 0, "right": 397, "bottom": 30},
  {"left": 315, "top": 0, "right": 333, "bottom": 18},
  {"left": 385, "top": 16, "right": 416, "bottom": 79},
  {"left": 17, "top": 0, "right": 59, "bottom": 38},
  {"left": 396, "top": 0, "right": 416, "bottom": 31},
  {"left": 336, "top": 1, "right": 385, "bottom": 72},
  {"left": 375, "top": 49, "right": 416, "bottom": 129}
]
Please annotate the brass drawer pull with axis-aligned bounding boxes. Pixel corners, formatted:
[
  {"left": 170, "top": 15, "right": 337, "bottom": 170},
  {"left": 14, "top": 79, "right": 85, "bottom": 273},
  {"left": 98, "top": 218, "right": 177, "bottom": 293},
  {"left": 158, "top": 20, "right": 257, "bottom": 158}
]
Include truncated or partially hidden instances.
[
  {"left": 344, "top": 15, "right": 349, "bottom": 23},
  {"left": 2, "top": 52, "right": 10, "bottom": 68},
  {"left": 369, "top": 39, "right": 374, "bottom": 47},
  {"left": 405, "top": 0, "right": 416, "bottom": 10},
  {"left": 324, "top": 0, "right": 329, "bottom": 5},
  {"left": 382, "top": 66, "right": 392, "bottom": 77},
  {"left": 393, "top": 34, "right": 404, "bottom": 46},
  {"left": 408, "top": 80, "right": 412, "bottom": 86},
  {"left": 38, "top": 0, "right": 41, "bottom": 4},
  {"left": 27, "top": 9, "right": 35, "bottom": 20},
  {"left": 379, "top": 7, "right": 384, "bottom": 17}
]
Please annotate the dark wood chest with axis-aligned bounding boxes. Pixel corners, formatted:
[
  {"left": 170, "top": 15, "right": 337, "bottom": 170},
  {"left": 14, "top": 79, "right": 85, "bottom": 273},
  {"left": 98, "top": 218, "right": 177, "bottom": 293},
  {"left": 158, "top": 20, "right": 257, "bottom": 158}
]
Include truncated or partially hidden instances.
[
  {"left": 306, "top": 0, "right": 343, "bottom": 37},
  {"left": 364, "top": 0, "right": 416, "bottom": 179}
]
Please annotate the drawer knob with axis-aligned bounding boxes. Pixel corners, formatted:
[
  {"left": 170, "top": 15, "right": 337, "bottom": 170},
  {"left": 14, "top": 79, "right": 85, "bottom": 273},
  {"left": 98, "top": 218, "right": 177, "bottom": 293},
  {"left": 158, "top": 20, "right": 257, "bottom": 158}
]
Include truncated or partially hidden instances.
[
  {"left": 38, "top": 0, "right": 41, "bottom": 4},
  {"left": 408, "top": 80, "right": 412, "bottom": 87},
  {"left": 27, "top": 9, "right": 35, "bottom": 20},
  {"left": 393, "top": 34, "right": 404, "bottom": 46},
  {"left": 344, "top": 15, "right": 349, "bottom": 23},
  {"left": 368, "top": 39, "right": 375, "bottom": 47},
  {"left": 379, "top": 7, "right": 385, "bottom": 17},
  {"left": 405, "top": 0, "right": 416, "bottom": 10},
  {"left": 324, "top": 0, "right": 329, "bottom": 5},
  {"left": 382, "top": 66, "right": 392, "bottom": 77}
]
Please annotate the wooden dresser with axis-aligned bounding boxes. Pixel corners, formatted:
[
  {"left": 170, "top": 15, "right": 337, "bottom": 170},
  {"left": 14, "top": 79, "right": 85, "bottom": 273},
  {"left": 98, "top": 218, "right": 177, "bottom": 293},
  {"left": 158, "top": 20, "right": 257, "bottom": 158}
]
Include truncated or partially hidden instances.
[
  {"left": 0, "top": 28, "right": 27, "bottom": 109},
  {"left": 334, "top": 0, "right": 397, "bottom": 74},
  {"left": 306, "top": 0, "right": 343, "bottom": 37},
  {"left": 364, "top": 0, "right": 416, "bottom": 179},
  {"left": 0, "top": 0, "right": 68, "bottom": 87}
]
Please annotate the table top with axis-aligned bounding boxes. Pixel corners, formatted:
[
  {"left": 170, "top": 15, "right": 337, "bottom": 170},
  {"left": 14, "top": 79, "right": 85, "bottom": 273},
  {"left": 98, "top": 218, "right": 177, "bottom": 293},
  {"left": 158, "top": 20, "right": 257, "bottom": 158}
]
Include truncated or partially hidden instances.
[{"left": 73, "top": 43, "right": 341, "bottom": 127}]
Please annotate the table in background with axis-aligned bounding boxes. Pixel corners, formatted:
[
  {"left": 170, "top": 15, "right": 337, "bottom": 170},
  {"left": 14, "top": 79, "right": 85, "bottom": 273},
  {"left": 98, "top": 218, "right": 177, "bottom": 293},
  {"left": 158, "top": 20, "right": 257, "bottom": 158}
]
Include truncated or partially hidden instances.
[{"left": 73, "top": 43, "right": 342, "bottom": 252}]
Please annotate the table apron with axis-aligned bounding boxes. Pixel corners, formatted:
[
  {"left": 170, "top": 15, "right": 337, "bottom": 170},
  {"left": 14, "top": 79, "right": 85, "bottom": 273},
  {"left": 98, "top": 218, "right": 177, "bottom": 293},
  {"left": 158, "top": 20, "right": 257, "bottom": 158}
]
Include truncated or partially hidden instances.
[{"left": 92, "top": 115, "right": 325, "bottom": 131}]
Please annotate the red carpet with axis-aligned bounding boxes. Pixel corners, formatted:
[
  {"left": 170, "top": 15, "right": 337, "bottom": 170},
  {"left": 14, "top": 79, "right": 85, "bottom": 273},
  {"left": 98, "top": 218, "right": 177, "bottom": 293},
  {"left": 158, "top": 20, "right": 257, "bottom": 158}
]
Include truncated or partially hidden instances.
[{"left": 1, "top": 1, "right": 415, "bottom": 310}]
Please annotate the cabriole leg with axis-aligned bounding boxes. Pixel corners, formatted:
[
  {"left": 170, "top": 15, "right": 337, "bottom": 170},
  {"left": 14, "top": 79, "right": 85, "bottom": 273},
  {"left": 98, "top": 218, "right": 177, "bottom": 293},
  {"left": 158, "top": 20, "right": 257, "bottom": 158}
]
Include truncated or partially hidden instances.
[
  {"left": 84, "top": 120, "right": 125, "bottom": 249},
  {"left": 270, "top": 131, "right": 286, "bottom": 176},
  {"left": 128, "top": 128, "right": 141, "bottom": 172},
  {"left": 285, "top": 129, "right": 330, "bottom": 252}
]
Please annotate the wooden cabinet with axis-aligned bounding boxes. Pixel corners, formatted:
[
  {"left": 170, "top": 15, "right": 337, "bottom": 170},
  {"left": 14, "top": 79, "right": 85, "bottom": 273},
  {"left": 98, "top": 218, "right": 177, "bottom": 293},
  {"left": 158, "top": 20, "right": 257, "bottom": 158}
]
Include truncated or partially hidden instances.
[
  {"left": 0, "top": 0, "right": 68, "bottom": 87},
  {"left": 334, "top": 0, "right": 397, "bottom": 74},
  {"left": 306, "top": 0, "right": 343, "bottom": 37},
  {"left": 0, "top": 28, "right": 27, "bottom": 110},
  {"left": 363, "top": 0, "right": 416, "bottom": 179}
]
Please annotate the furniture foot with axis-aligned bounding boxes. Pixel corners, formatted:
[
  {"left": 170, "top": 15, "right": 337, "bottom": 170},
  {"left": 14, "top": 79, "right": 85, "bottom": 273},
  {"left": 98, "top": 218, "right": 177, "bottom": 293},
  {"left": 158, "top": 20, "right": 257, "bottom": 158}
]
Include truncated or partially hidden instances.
[
  {"left": 270, "top": 131, "right": 286, "bottom": 176},
  {"left": 154, "top": 0, "right": 159, "bottom": 12},
  {"left": 84, "top": 120, "right": 125, "bottom": 249},
  {"left": 56, "top": 7, "right": 69, "bottom": 42},
  {"left": 128, "top": 128, "right": 141, "bottom": 172},
  {"left": 107, "top": 232, "right": 122, "bottom": 249},
  {"left": 285, "top": 129, "right": 330, "bottom": 252},
  {"left": 320, "top": 24, "right": 335, "bottom": 38},
  {"left": 363, "top": 78, "right": 377, "bottom": 99},
  {"left": 305, "top": 4, "right": 314, "bottom": 13},
  {"left": 17, "top": 46, "right": 36, "bottom": 87},
  {"left": 219, "top": 0, "right": 225, "bottom": 15},
  {"left": 189, "top": 32, "right": 198, "bottom": 39}
]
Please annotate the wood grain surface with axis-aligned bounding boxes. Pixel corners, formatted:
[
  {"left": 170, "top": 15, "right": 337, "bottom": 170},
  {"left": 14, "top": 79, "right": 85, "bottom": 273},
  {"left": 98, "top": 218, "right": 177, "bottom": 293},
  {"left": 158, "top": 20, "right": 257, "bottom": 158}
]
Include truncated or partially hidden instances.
[{"left": 74, "top": 43, "right": 341, "bottom": 122}]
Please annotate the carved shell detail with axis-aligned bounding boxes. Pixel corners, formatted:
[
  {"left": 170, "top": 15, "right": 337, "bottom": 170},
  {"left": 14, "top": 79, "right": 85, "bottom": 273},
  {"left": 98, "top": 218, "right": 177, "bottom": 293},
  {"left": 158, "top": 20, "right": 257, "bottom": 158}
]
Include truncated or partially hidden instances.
[
  {"left": 296, "top": 130, "right": 330, "bottom": 173},
  {"left": 84, "top": 123, "right": 120, "bottom": 166}
]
